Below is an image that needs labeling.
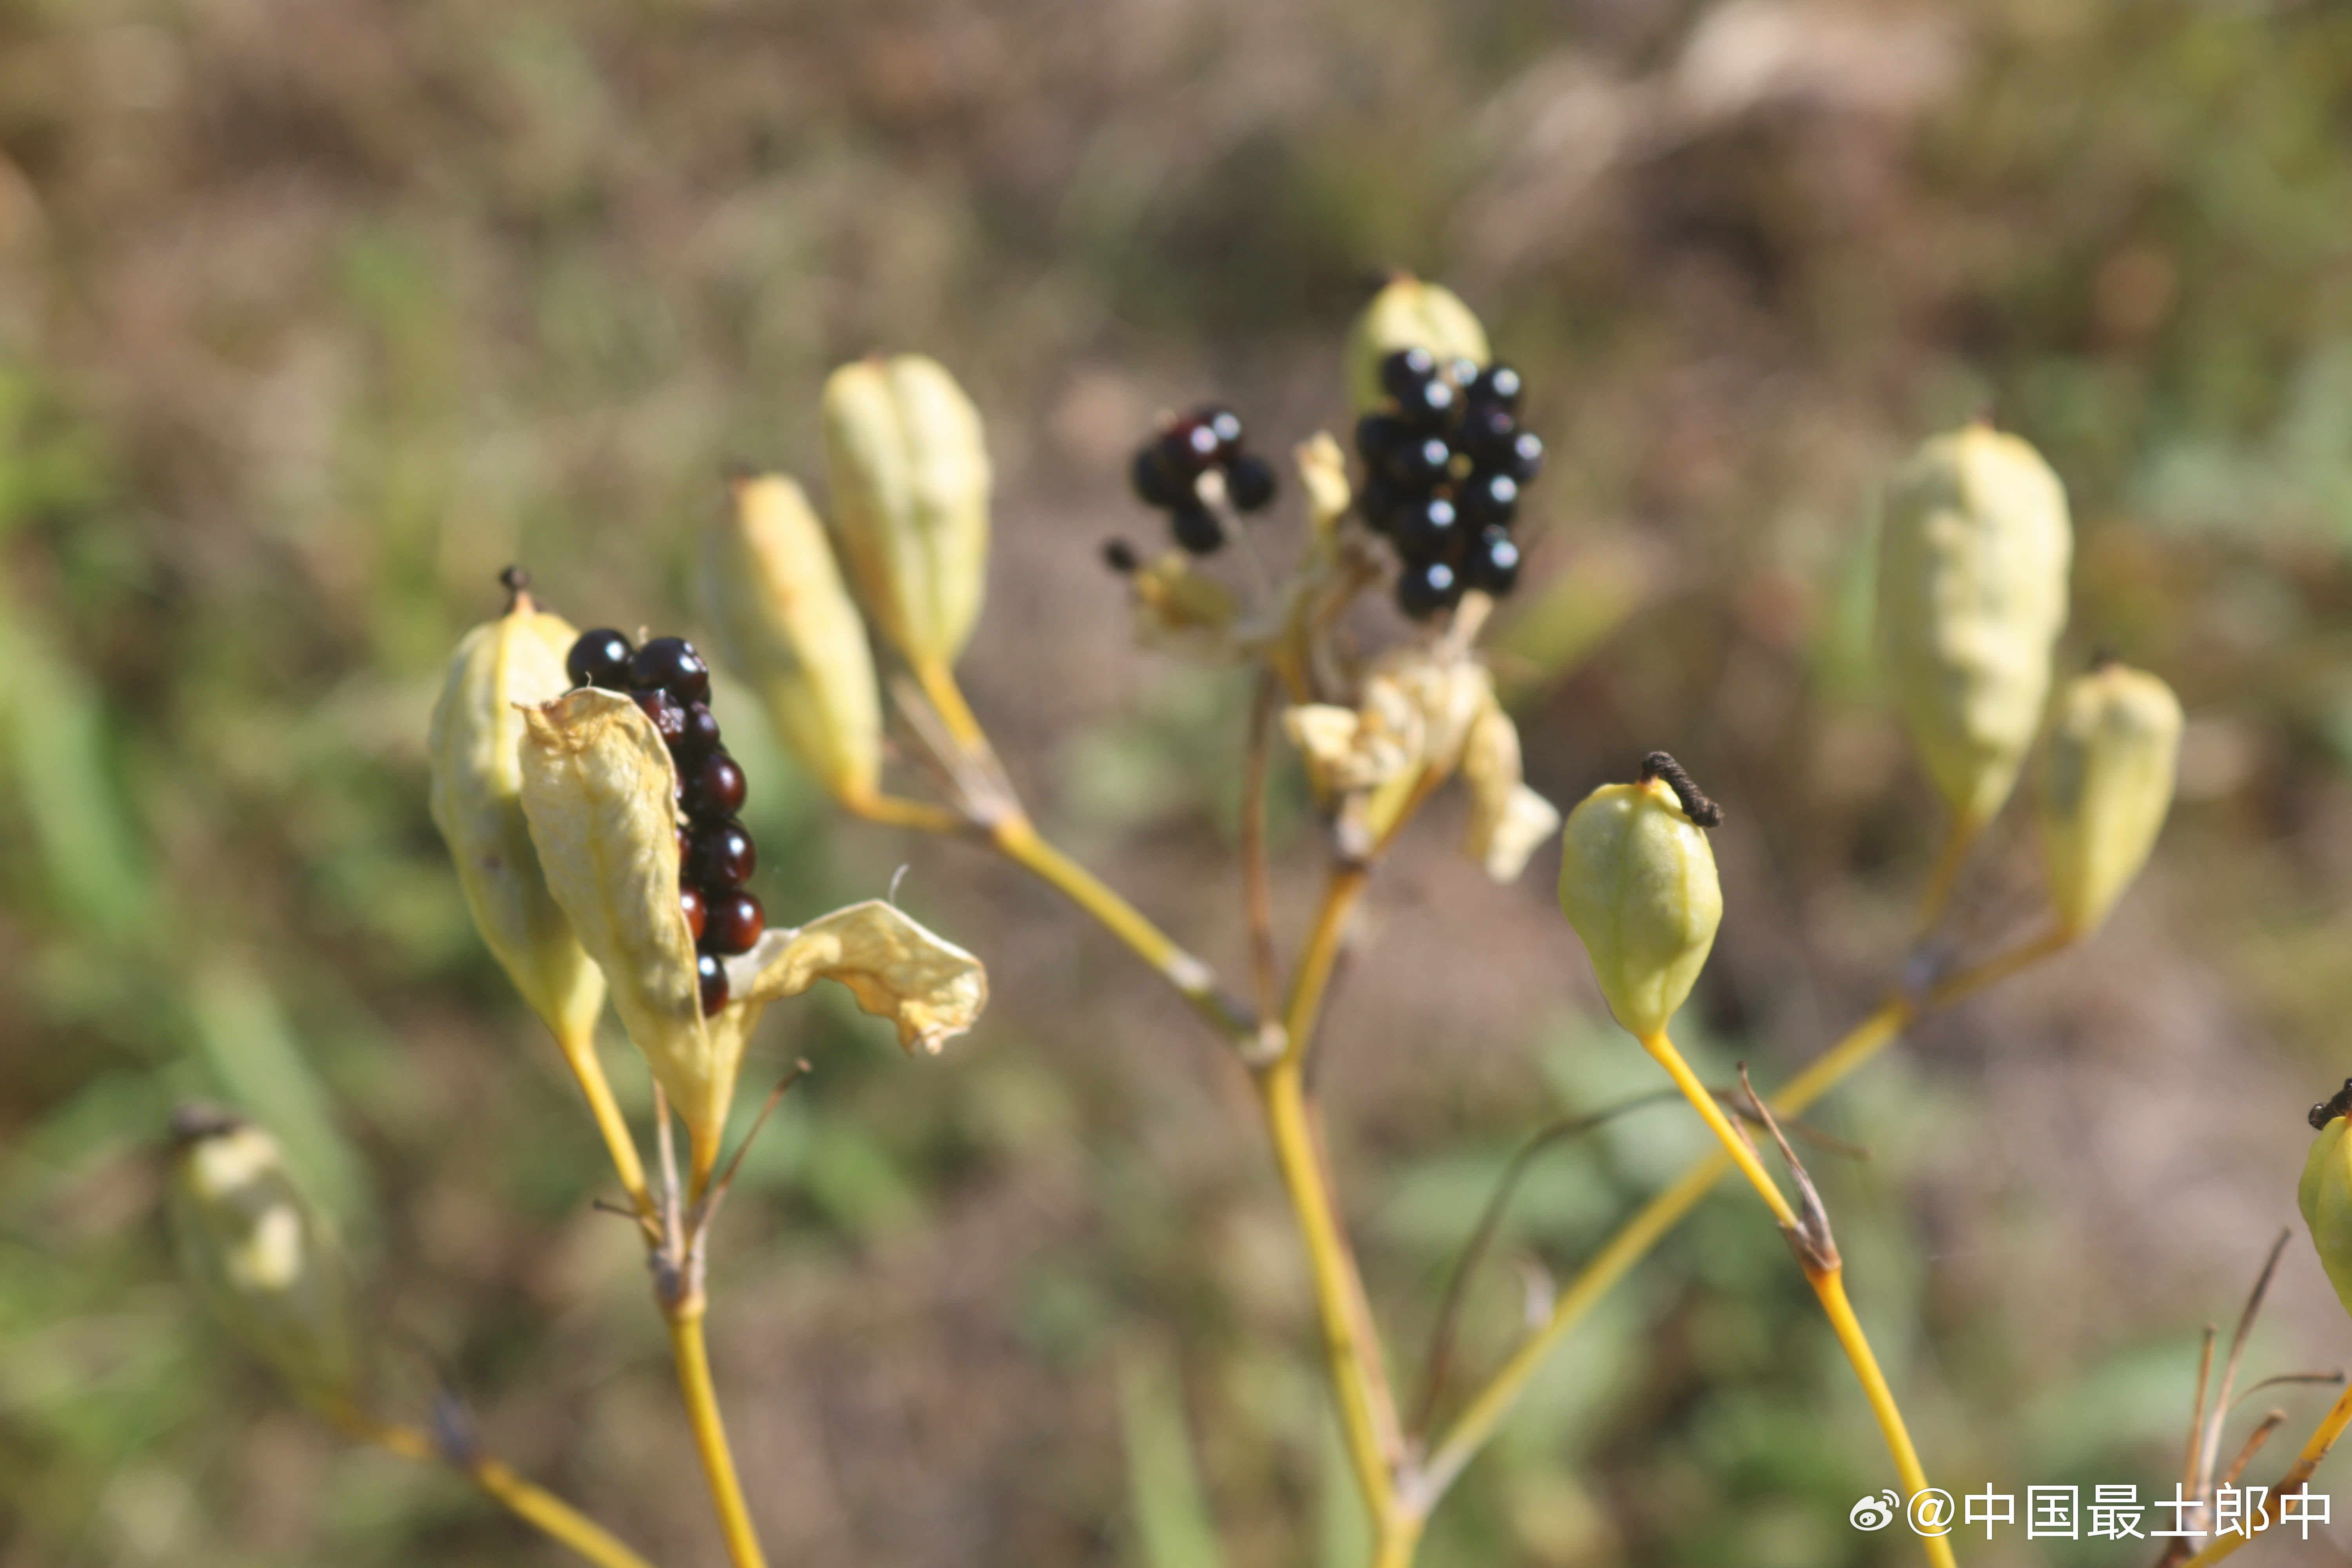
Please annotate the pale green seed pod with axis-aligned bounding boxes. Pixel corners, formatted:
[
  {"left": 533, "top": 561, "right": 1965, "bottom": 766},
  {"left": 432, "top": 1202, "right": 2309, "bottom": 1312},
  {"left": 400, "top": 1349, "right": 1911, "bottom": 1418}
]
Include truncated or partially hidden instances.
[
  {"left": 167, "top": 1107, "right": 359, "bottom": 1415},
  {"left": 1557, "top": 763, "right": 1723, "bottom": 1040},
  {"left": 427, "top": 579, "right": 606, "bottom": 1049},
  {"left": 2301, "top": 1096, "right": 2352, "bottom": 1321},
  {"left": 1878, "top": 423, "right": 2073, "bottom": 829},
  {"left": 821, "top": 354, "right": 992, "bottom": 668},
  {"left": 698, "top": 474, "right": 884, "bottom": 804},
  {"left": 2036, "top": 661, "right": 2183, "bottom": 938},
  {"left": 1344, "top": 276, "right": 1492, "bottom": 415}
]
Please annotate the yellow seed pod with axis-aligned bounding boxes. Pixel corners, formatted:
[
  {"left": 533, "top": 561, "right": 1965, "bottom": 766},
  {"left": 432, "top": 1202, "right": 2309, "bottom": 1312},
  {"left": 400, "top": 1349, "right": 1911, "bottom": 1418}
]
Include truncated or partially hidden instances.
[
  {"left": 1344, "top": 276, "right": 1492, "bottom": 414},
  {"left": 2301, "top": 1090, "right": 2352, "bottom": 1320},
  {"left": 1557, "top": 759, "right": 1724, "bottom": 1040},
  {"left": 426, "top": 576, "right": 606, "bottom": 1049},
  {"left": 167, "top": 1107, "right": 359, "bottom": 1416},
  {"left": 2036, "top": 661, "right": 2183, "bottom": 938},
  {"left": 821, "top": 353, "right": 992, "bottom": 668},
  {"left": 698, "top": 474, "right": 884, "bottom": 804},
  {"left": 1878, "top": 422, "right": 2073, "bottom": 829}
]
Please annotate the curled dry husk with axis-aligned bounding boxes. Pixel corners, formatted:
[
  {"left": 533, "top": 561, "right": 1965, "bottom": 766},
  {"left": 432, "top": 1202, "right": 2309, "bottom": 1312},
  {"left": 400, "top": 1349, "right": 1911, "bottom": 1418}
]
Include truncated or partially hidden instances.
[
  {"left": 2036, "top": 662, "right": 2182, "bottom": 937},
  {"left": 822, "top": 354, "right": 992, "bottom": 669},
  {"left": 167, "top": 1109, "right": 358, "bottom": 1415},
  {"left": 1461, "top": 697, "right": 1563, "bottom": 883},
  {"left": 1126, "top": 551, "right": 1245, "bottom": 664},
  {"left": 516, "top": 690, "right": 985, "bottom": 1176},
  {"left": 1344, "top": 276, "right": 1492, "bottom": 415},
  {"left": 427, "top": 589, "right": 605, "bottom": 1047},
  {"left": 2302, "top": 1111, "right": 2352, "bottom": 1321},
  {"left": 1557, "top": 776, "right": 1722, "bottom": 1039},
  {"left": 1878, "top": 421, "right": 2073, "bottom": 829},
  {"left": 698, "top": 474, "right": 884, "bottom": 804}
]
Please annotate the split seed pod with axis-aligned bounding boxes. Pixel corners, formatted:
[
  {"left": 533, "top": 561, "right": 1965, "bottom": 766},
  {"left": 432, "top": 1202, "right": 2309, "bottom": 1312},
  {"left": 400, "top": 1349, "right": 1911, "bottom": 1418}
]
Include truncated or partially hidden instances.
[
  {"left": 1557, "top": 762, "right": 1723, "bottom": 1040},
  {"left": 167, "top": 1107, "right": 358, "bottom": 1415},
  {"left": 1345, "top": 275, "right": 1492, "bottom": 415},
  {"left": 822, "top": 354, "right": 992, "bottom": 669},
  {"left": 698, "top": 474, "right": 884, "bottom": 804},
  {"left": 2036, "top": 661, "right": 2183, "bottom": 938},
  {"left": 427, "top": 581, "right": 605, "bottom": 1048},
  {"left": 517, "top": 689, "right": 986, "bottom": 1182},
  {"left": 2301, "top": 1104, "right": 2352, "bottom": 1320},
  {"left": 1878, "top": 422, "right": 2073, "bottom": 830}
]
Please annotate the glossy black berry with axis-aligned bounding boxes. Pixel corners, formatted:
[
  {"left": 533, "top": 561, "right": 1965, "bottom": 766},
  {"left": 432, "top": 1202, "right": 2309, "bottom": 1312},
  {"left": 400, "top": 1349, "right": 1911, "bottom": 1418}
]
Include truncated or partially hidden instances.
[
  {"left": 1379, "top": 347, "right": 1437, "bottom": 403},
  {"left": 632, "top": 636, "right": 710, "bottom": 704},
  {"left": 1102, "top": 538, "right": 1141, "bottom": 573},
  {"left": 1131, "top": 447, "right": 1186, "bottom": 510},
  {"left": 1471, "top": 364, "right": 1523, "bottom": 412},
  {"left": 691, "top": 819, "right": 757, "bottom": 889},
  {"left": 1225, "top": 452, "right": 1278, "bottom": 513},
  {"left": 1457, "top": 402, "right": 1519, "bottom": 465},
  {"left": 1394, "top": 495, "right": 1463, "bottom": 559},
  {"left": 677, "top": 702, "right": 722, "bottom": 758},
  {"left": 703, "top": 889, "right": 766, "bottom": 956},
  {"left": 1463, "top": 527, "right": 1522, "bottom": 595},
  {"left": 684, "top": 751, "right": 748, "bottom": 818},
  {"left": 1355, "top": 413, "right": 1407, "bottom": 468},
  {"left": 1171, "top": 502, "right": 1224, "bottom": 555},
  {"left": 1459, "top": 471, "right": 1520, "bottom": 527},
  {"left": 1443, "top": 357, "right": 1484, "bottom": 392},
  {"left": 1393, "top": 375, "right": 1457, "bottom": 430},
  {"left": 1495, "top": 430, "right": 1545, "bottom": 484},
  {"left": 567, "top": 629, "right": 635, "bottom": 691},
  {"left": 633, "top": 688, "right": 688, "bottom": 746},
  {"left": 679, "top": 883, "right": 709, "bottom": 944},
  {"left": 1197, "top": 405, "right": 1245, "bottom": 456},
  {"left": 696, "top": 951, "right": 730, "bottom": 1015},
  {"left": 1357, "top": 477, "right": 1408, "bottom": 536},
  {"left": 1396, "top": 559, "right": 1461, "bottom": 620},
  {"left": 1385, "top": 434, "right": 1453, "bottom": 490},
  {"left": 1160, "top": 418, "right": 1223, "bottom": 476}
]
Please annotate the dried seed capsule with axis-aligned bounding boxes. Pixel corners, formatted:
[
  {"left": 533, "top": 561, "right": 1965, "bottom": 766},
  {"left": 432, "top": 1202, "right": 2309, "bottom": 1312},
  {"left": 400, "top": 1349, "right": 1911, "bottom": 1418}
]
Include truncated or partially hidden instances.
[
  {"left": 2035, "top": 662, "right": 2182, "bottom": 937},
  {"left": 1557, "top": 760, "right": 1723, "bottom": 1040},
  {"left": 697, "top": 474, "right": 884, "bottom": 806},
  {"left": 1878, "top": 421, "right": 2073, "bottom": 829},
  {"left": 822, "top": 353, "right": 993, "bottom": 668},
  {"left": 427, "top": 579, "right": 606, "bottom": 1050},
  {"left": 167, "top": 1110, "right": 359, "bottom": 1416},
  {"left": 1346, "top": 275, "right": 1492, "bottom": 415}
]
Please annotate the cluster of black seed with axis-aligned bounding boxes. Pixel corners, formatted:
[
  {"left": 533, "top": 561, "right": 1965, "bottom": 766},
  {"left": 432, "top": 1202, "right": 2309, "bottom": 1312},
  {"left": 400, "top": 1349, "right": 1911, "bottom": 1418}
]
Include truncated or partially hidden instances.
[
  {"left": 1354, "top": 349, "right": 1544, "bottom": 620},
  {"left": 1128, "top": 404, "right": 1279, "bottom": 555},
  {"left": 566, "top": 629, "right": 761, "bottom": 1016}
]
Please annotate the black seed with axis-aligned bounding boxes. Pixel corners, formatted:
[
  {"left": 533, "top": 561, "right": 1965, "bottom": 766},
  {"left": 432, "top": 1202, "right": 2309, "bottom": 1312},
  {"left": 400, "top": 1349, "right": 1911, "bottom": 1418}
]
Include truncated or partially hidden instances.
[
  {"left": 1472, "top": 364, "right": 1524, "bottom": 412},
  {"left": 691, "top": 819, "right": 757, "bottom": 889},
  {"left": 1131, "top": 446, "right": 1186, "bottom": 510},
  {"left": 633, "top": 689, "right": 688, "bottom": 746},
  {"left": 679, "top": 883, "right": 708, "bottom": 943},
  {"left": 677, "top": 702, "right": 722, "bottom": 758},
  {"left": 1394, "top": 495, "right": 1462, "bottom": 559},
  {"left": 1355, "top": 412, "right": 1407, "bottom": 468},
  {"left": 1463, "top": 526, "right": 1522, "bottom": 595},
  {"left": 1225, "top": 452, "right": 1278, "bottom": 513},
  {"left": 1497, "top": 430, "right": 1545, "bottom": 484},
  {"left": 1443, "top": 357, "right": 1484, "bottom": 393},
  {"left": 1160, "top": 418, "right": 1223, "bottom": 477},
  {"left": 684, "top": 751, "right": 748, "bottom": 818},
  {"left": 1379, "top": 347, "right": 1437, "bottom": 403},
  {"left": 567, "top": 629, "right": 635, "bottom": 691},
  {"left": 632, "top": 637, "right": 710, "bottom": 704},
  {"left": 1459, "top": 470, "right": 1520, "bottom": 527},
  {"left": 1197, "top": 405, "right": 1245, "bottom": 456},
  {"left": 1171, "top": 502, "right": 1224, "bottom": 555},
  {"left": 1457, "top": 402, "right": 1519, "bottom": 465},
  {"left": 1396, "top": 560, "right": 1460, "bottom": 620},
  {"left": 1357, "top": 477, "right": 1408, "bottom": 536},
  {"left": 696, "top": 952, "right": 730, "bottom": 1015},
  {"left": 703, "top": 890, "right": 766, "bottom": 956},
  {"left": 1394, "top": 376, "right": 1457, "bottom": 430},
  {"left": 1385, "top": 434, "right": 1453, "bottom": 490},
  {"left": 1102, "top": 539, "right": 1142, "bottom": 573}
]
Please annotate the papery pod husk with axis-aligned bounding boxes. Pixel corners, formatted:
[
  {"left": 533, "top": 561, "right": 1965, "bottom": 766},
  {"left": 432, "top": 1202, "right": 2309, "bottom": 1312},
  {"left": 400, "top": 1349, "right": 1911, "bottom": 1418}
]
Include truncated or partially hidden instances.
[
  {"left": 1557, "top": 777, "right": 1722, "bottom": 1039},
  {"left": 426, "top": 589, "right": 606, "bottom": 1049},
  {"left": 1461, "top": 698, "right": 1561, "bottom": 883},
  {"left": 518, "top": 690, "right": 988, "bottom": 1180},
  {"left": 1878, "top": 421, "right": 2073, "bottom": 829},
  {"left": 1128, "top": 552, "right": 1245, "bottom": 665},
  {"left": 2036, "top": 662, "right": 2183, "bottom": 937},
  {"left": 699, "top": 474, "right": 884, "bottom": 804},
  {"left": 822, "top": 354, "right": 992, "bottom": 668},
  {"left": 167, "top": 1109, "right": 359, "bottom": 1416},
  {"left": 1345, "top": 276, "right": 1492, "bottom": 415},
  {"left": 2301, "top": 1112, "right": 2352, "bottom": 1321}
]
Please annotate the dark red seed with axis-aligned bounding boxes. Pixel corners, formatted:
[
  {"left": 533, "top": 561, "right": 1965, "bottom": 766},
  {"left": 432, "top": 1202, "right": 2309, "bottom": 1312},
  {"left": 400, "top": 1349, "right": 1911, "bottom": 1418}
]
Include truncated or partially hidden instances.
[
  {"left": 1196, "top": 405, "right": 1245, "bottom": 456},
  {"left": 631, "top": 636, "right": 710, "bottom": 704},
  {"left": 691, "top": 819, "right": 757, "bottom": 889},
  {"left": 679, "top": 883, "right": 709, "bottom": 943},
  {"left": 703, "top": 889, "right": 766, "bottom": 956},
  {"left": 696, "top": 952, "right": 730, "bottom": 1015},
  {"left": 1159, "top": 418, "right": 1222, "bottom": 476},
  {"left": 566, "top": 629, "right": 635, "bottom": 691},
  {"left": 676, "top": 824, "right": 693, "bottom": 864},
  {"left": 677, "top": 702, "right": 722, "bottom": 757},
  {"left": 633, "top": 689, "right": 688, "bottom": 746},
  {"left": 1225, "top": 452, "right": 1278, "bottom": 513},
  {"left": 684, "top": 751, "right": 748, "bottom": 818}
]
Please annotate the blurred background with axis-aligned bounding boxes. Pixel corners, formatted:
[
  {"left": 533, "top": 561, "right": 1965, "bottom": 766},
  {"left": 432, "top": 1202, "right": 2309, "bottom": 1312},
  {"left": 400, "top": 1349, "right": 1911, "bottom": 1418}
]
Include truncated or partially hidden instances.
[{"left": 4, "top": 0, "right": 2351, "bottom": 1564}]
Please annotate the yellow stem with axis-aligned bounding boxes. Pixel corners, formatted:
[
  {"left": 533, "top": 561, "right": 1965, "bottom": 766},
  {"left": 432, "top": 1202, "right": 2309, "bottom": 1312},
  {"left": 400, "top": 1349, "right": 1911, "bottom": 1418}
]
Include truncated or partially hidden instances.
[
  {"left": 1372, "top": 1512, "right": 1425, "bottom": 1568},
  {"left": 1280, "top": 864, "right": 1371, "bottom": 1071},
  {"left": 334, "top": 1408, "right": 658, "bottom": 1568},
  {"left": 1807, "top": 1268, "right": 1956, "bottom": 1568},
  {"left": 1637, "top": 1028, "right": 1800, "bottom": 1230},
  {"left": 555, "top": 1025, "right": 653, "bottom": 1222},
  {"left": 2178, "top": 1380, "right": 2352, "bottom": 1566},
  {"left": 1915, "top": 814, "right": 1980, "bottom": 937},
  {"left": 913, "top": 656, "right": 990, "bottom": 757},
  {"left": 666, "top": 1308, "right": 768, "bottom": 1568},
  {"left": 844, "top": 791, "right": 969, "bottom": 835}
]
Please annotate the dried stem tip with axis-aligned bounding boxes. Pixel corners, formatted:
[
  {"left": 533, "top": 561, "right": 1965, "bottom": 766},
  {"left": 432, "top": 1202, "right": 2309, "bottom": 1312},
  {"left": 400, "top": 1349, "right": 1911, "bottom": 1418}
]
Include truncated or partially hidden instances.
[{"left": 1640, "top": 752, "right": 1722, "bottom": 827}]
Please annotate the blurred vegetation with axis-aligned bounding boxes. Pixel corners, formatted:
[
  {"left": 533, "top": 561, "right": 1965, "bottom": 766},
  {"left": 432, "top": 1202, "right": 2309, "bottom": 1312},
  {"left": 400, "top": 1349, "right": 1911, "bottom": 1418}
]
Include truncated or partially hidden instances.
[{"left": 3, "top": 0, "right": 2352, "bottom": 1564}]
